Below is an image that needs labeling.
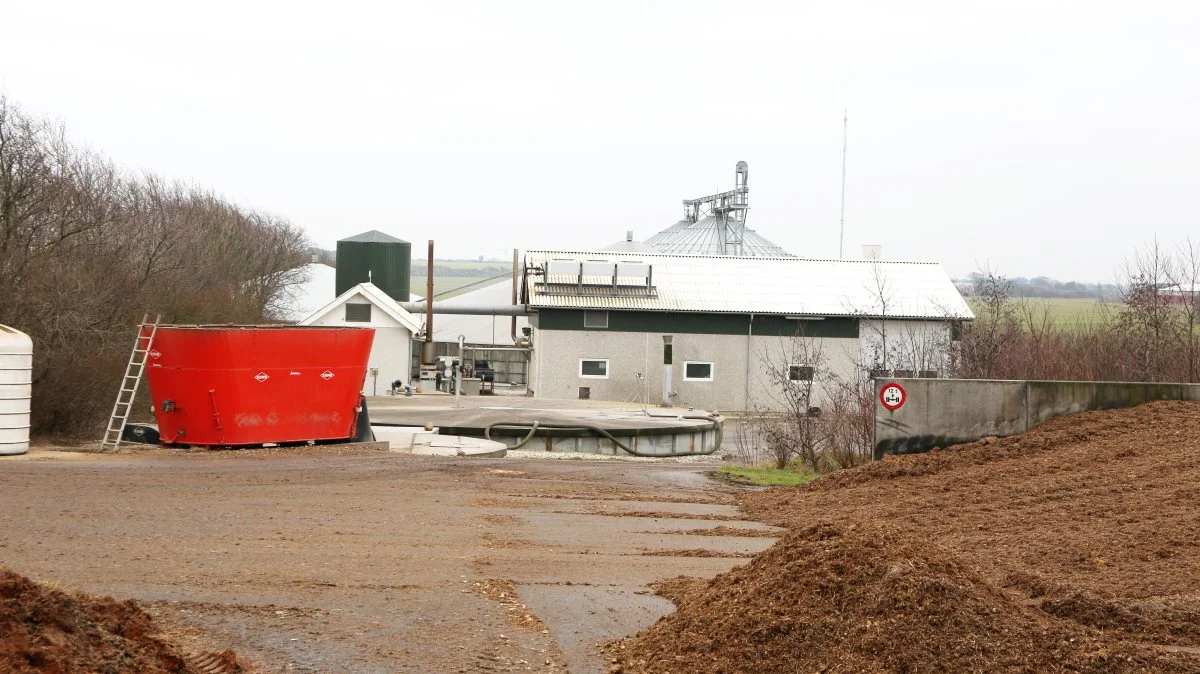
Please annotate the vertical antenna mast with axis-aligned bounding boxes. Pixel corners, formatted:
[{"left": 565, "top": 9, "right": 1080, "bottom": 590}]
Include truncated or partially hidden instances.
[{"left": 839, "top": 109, "right": 848, "bottom": 258}]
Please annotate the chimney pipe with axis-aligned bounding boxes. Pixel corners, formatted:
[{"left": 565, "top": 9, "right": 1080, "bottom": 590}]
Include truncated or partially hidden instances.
[
  {"left": 426, "top": 240, "right": 435, "bottom": 342},
  {"left": 511, "top": 248, "right": 519, "bottom": 344},
  {"left": 626, "top": 230, "right": 633, "bottom": 242},
  {"left": 421, "top": 240, "right": 436, "bottom": 365}
]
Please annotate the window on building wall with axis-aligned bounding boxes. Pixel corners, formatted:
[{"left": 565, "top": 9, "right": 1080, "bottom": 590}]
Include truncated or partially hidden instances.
[
  {"left": 788, "top": 364, "right": 814, "bottom": 382},
  {"left": 579, "top": 358, "right": 609, "bottom": 378},
  {"left": 583, "top": 311, "right": 609, "bottom": 329},
  {"left": 683, "top": 361, "right": 714, "bottom": 381},
  {"left": 345, "top": 304, "right": 372, "bottom": 322}
]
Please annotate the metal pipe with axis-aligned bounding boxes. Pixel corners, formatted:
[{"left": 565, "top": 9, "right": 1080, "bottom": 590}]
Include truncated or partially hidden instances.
[
  {"left": 425, "top": 240, "right": 434, "bottom": 343},
  {"left": 455, "top": 334, "right": 464, "bottom": 408},
  {"left": 744, "top": 313, "right": 755, "bottom": 410},
  {"left": 661, "top": 335, "right": 673, "bottom": 407},
  {"left": 461, "top": 346, "right": 531, "bottom": 352},
  {"left": 399, "top": 302, "right": 530, "bottom": 316},
  {"left": 511, "top": 248, "right": 519, "bottom": 344}
]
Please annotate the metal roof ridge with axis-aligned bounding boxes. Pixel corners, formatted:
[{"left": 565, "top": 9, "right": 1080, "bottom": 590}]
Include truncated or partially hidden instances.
[{"left": 524, "top": 249, "right": 943, "bottom": 265}]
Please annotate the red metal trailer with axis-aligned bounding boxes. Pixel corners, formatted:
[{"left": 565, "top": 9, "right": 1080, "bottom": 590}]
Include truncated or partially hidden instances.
[{"left": 143, "top": 326, "right": 374, "bottom": 446}]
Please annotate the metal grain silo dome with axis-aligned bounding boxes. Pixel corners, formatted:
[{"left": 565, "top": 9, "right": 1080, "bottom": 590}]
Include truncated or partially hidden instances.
[{"left": 644, "top": 162, "right": 793, "bottom": 257}]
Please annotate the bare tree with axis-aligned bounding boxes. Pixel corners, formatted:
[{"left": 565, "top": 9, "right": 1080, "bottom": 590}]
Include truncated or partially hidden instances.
[
  {"left": 0, "top": 97, "right": 312, "bottom": 437},
  {"left": 1166, "top": 237, "right": 1200, "bottom": 382},
  {"left": 749, "top": 332, "right": 829, "bottom": 469},
  {"left": 954, "top": 267, "right": 1022, "bottom": 378},
  {"left": 821, "top": 371, "right": 874, "bottom": 468},
  {"left": 855, "top": 262, "right": 895, "bottom": 373},
  {"left": 1114, "top": 239, "right": 1184, "bottom": 382}
]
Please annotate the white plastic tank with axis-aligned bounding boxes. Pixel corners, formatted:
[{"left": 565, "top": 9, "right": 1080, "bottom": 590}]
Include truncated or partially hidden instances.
[{"left": 0, "top": 325, "right": 32, "bottom": 456}]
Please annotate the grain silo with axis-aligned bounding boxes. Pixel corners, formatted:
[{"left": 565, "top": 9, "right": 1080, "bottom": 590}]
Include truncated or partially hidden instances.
[
  {"left": 335, "top": 231, "right": 413, "bottom": 301},
  {"left": 644, "top": 161, "right": 793, "bottom": 257}
]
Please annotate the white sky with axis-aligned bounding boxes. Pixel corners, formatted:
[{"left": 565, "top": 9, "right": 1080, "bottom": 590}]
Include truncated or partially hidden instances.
[{"left": 2, "top": 0, "right": 1197, "bottom": 281}]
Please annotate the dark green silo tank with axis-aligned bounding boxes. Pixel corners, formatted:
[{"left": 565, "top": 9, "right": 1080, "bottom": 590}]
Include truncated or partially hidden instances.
[{"left": 335, "top": 230, "right": 412, "bottom": 301}]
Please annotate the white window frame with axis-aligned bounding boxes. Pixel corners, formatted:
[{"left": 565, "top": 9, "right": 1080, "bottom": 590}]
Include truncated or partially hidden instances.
[
  {"left": 682, "top": 361, "right": 714, "bottom": 382},
  {"left": 583, "top": 310, "right": 609, "bottom": 329},
  {"left": 579, "top": 358, "right": 610, "bottom": 379}
]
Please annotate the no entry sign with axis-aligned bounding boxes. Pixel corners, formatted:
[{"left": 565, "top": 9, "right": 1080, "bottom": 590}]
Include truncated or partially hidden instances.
[{"left": 880, "top": 382, "right": 906, "bottom": 411}]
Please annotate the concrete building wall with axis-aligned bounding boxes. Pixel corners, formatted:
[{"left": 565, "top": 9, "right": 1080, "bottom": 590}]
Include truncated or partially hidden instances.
[
  {"left": 874, "top": 378, "right": 1200, "bottom": 459},
  {"left": 307, "top": 304, "right": 414, "bottom": 394},
  {"left": 859, "top": 319, "right": 953, "bottom": 376},
  {"left": 530, "top": 328, "right": 864, "bottom": 412}
]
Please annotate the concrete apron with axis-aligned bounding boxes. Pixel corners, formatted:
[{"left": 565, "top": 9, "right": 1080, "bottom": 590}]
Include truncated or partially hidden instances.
[{"left": 372, "top": 426, "right": 508, "bottom": 458}]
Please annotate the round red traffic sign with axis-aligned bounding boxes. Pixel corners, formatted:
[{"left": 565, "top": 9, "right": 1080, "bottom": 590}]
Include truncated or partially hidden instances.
[{"left": 880, "top": 382, "right": 906, "bottom": 411}]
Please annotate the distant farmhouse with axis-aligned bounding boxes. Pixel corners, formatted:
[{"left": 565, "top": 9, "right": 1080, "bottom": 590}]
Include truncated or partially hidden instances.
[
  {"left": 521, "top": 161, "right": 971, "bottom": 411},
  {"left": 282, "top": 162, "right": 972, "bottom": 411},
  {"left": 522, "top": 249, "right": 972, "bottom": 411}
]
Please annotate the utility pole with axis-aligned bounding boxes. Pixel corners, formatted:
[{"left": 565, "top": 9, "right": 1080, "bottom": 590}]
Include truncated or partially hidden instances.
[{"left": 839, "top": 109, "right": 848, "bottom": 259}]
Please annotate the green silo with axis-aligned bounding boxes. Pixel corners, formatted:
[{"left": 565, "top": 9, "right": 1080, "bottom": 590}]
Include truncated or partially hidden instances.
[{"left": 335, "top": 231, "right": 412, "bottom": 301}]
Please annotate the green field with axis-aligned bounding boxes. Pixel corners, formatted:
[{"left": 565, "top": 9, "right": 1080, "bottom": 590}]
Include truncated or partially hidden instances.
[
  {"left": 716, "top": 465, "right": 819, "bottom": 486},
  {"left": 406, "top": 260, "right": 513, "bottom": 300},
  {"left": 410, "top": 275, "right": 506, "bottom": 299},
  {"left": 967, "top": 297, "right": 1122, "bottom": 331}
]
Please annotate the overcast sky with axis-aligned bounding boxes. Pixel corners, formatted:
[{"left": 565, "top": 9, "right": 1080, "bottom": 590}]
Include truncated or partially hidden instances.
[{"left": 2, "top": 1, "right": 1197, "bottom": 281}]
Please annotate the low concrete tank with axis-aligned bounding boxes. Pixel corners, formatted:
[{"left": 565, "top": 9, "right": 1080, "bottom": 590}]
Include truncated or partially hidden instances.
[{"left": 0, "top": 325, "right": 32, "bottom": 456}]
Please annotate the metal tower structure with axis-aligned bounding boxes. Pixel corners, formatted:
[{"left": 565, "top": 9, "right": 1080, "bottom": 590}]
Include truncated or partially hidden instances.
[{"left": 681, "top": 161, "right": 750, "bottom": 256}]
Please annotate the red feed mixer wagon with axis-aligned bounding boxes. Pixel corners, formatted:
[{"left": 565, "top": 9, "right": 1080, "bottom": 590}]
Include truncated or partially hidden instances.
[{"left": 142, "top": 326, "right": 375, "bottom": 447}]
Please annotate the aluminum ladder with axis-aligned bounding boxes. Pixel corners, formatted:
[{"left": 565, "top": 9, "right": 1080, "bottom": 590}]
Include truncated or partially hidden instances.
[{"left": 101, "top": 314, "right": 160, "bottom": 451}]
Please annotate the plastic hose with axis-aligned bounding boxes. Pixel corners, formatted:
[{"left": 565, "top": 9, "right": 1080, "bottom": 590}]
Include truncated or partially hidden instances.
[
  {"left": 489, "top": 420, "right": 540, "bottom": 449},
  {"left": 484, "top": 416, "right": 723, "bottom": 457}
]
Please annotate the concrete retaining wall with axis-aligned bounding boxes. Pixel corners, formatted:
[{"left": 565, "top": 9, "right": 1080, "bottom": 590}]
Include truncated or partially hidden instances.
[{"left": 874, "top": 378, "right": 1200, "bottom": 459}]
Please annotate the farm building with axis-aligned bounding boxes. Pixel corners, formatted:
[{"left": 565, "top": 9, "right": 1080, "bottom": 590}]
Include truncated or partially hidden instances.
[
  {"left": 299, "top": 281, "right": 422, "bottom": 396},
  {"left": 522, "top": 250, "right": 973, "bottom": 412}
]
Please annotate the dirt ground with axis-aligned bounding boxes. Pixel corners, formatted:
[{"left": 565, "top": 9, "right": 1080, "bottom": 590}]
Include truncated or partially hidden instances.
[
  {"left": 612, "top": 401, "right": 1200, "bottom": 672},
  {"left": 9, "top": 401, "right": 1197, "bottom": 673},
  {"left": 0, "top": 445, "right": 771, "bottom": 673},
  {"left": 0, "top": 567, "right": 244, "bottom": 673}
]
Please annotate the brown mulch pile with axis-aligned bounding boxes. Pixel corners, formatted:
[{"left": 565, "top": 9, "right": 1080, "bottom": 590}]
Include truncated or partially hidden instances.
[
  {"left": 611, "top": 401, "right": 1200, "bottom": 672},
  {"left": 0, "top": 570, "right": 241, "bottom": 674}
]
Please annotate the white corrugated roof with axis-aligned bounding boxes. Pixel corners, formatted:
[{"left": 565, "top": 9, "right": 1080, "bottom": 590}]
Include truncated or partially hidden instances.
[{"left": 525, "top": 250, "right": 973, "bottom": 320}]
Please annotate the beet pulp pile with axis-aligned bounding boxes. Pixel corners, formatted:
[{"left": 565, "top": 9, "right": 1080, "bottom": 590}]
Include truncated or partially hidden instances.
[
  {"left": 613, "top": 401, "right": 1200, "bottom": 673},
  {"left": 0, "top": 570, "right": 242, "bottom": 673}
]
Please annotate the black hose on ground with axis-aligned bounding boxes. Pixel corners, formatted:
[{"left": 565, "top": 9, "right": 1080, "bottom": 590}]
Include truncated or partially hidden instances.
[
  {"left": 483, "top": 416, "right": 723, "bottom": 457},
  {"left": 486, "top": 420, "right": 540, "bottom": 449}
]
